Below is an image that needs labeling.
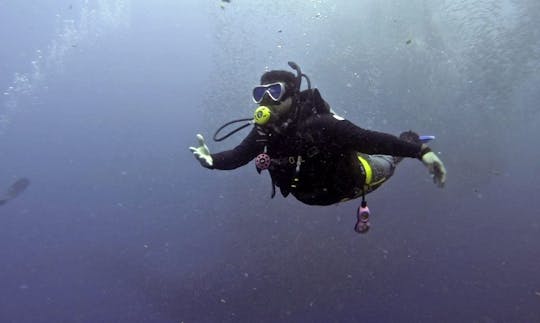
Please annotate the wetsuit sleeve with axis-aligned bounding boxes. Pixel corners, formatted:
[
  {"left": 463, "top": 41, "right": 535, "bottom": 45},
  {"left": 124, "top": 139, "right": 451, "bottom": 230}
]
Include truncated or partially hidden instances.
[
  {"left": 332, "top": 118, "right": 423, "bottom": 158},
  {"left": 210, "top": 127, "right": 263, "bottom": 170}
]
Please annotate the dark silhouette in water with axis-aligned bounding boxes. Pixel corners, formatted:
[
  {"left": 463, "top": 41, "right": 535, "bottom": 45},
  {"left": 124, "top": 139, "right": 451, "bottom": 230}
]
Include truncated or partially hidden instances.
[{"left": 0, "top": 178, "right": 30, "bottom": 206}]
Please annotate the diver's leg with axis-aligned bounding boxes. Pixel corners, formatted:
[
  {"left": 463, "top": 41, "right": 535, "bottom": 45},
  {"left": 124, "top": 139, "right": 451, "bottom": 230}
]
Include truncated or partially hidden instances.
[{"left": 357, "top": 154, "right": 397, "bottom": 194}]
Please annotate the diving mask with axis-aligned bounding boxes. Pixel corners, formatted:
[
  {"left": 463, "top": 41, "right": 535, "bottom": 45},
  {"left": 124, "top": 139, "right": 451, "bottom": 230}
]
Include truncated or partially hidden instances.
[{"left": 252, "top": 82, "right": 286, "bottom": 103}]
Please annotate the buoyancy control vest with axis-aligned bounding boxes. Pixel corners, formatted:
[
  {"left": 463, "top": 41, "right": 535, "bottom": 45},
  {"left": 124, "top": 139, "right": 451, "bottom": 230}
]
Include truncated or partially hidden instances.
[{"left": 261, "top": 88, "right": 334, "bottom": 198}]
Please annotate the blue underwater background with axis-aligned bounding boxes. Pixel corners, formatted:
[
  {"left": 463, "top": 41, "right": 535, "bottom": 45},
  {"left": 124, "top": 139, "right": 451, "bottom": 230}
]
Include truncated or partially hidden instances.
[{"left": 1, "top": 1, "right": 540, "bottom": 322}]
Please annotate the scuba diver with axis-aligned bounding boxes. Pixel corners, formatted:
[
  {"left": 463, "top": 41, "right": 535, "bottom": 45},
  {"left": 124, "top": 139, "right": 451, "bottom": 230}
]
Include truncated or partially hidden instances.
[
  {"left": 189, "top": 62, "right": 447, "bottom": 233},
  {"left": 0, "top": 178, "right": 30, "bottom": 206}
]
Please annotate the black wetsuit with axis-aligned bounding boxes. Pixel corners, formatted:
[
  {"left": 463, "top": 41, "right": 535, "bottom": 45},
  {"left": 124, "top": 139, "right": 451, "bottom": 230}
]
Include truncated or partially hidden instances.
[{"left": 210, "top": 89, "right": 423, "bottom": 205}]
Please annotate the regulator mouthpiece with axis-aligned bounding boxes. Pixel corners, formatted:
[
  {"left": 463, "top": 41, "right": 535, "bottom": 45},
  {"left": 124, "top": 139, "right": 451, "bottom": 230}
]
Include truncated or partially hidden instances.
[{"left": 254, "top": 106, "right": 272, "bottom": 125}]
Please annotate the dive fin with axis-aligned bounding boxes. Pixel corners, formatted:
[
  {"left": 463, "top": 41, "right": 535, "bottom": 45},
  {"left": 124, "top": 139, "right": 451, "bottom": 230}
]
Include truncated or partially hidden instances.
[{"left": 419, "top": 135, "right": 436, "bottom": 143}]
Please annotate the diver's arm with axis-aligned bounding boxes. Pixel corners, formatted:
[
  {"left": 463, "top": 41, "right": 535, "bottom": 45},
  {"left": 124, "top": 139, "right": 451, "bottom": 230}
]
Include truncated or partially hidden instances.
[
  {"left": 334, "top": 119, "right": 423, "bottom": 158},
  {"left": 210, "top": 127, "right": 263, "bottom": 170}
]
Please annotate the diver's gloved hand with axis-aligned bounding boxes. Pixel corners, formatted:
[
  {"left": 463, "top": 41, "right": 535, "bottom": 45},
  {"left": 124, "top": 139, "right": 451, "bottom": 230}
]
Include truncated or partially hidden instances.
[
  {"left": 189, "top": 134, "right": 213, "bottom": 168},
  {"left": 421, "top": 146, "right": 447, "bottom": 188}
]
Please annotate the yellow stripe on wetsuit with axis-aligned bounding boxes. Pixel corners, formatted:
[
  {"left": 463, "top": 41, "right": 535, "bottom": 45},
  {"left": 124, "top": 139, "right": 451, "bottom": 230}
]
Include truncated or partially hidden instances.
[
  {"left": 339, "top": 155, "right": 374, "bottom": 203},
  {"left": 357, "top": 155, "right": 372, "bottom": 185}
]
